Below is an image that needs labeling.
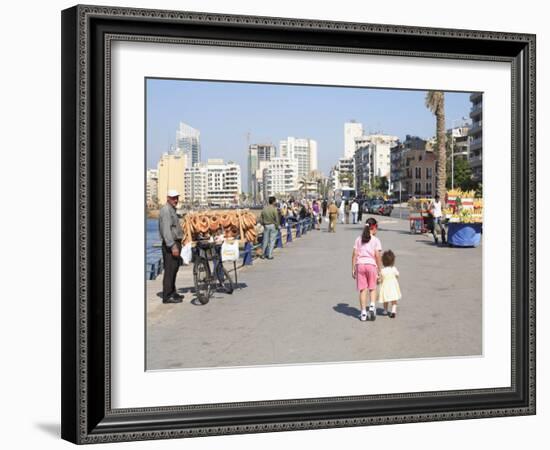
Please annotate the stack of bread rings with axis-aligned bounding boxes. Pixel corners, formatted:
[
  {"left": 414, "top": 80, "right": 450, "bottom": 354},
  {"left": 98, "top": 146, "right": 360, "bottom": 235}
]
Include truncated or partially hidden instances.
[{"left": 181, "top": 210, "right": 259, "bottom": 243}]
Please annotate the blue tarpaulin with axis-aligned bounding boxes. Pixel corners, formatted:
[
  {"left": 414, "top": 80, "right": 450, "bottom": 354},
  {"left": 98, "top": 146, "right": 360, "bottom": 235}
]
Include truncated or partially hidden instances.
[{"left": 447, "top": 222, "right": 482, "bottom": 247}]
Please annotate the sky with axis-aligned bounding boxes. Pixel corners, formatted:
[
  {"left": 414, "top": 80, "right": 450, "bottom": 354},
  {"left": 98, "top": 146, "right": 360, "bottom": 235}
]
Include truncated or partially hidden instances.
[{"left": 146, "top": 78, "right": 473, "bottom": 175}]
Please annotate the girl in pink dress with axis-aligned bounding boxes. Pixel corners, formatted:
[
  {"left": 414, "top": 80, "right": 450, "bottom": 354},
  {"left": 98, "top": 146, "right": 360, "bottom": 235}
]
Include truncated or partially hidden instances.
[{"left": 352, "top": 218, "right": 382, "bottom": 321}]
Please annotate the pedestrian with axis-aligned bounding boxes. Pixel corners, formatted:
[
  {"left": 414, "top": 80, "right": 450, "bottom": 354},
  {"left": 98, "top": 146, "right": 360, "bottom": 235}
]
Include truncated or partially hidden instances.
[
  {"left": 338, "top": 199, "right": 346, "bottom": 224},
  {"left": 312, "top": 200, "right": 320, "bottom": 230},
  {"left": 350, "top": 198, "right": 359, "bottom": 224},
  {"left": 280, "top": 201, "right": 288, "bottom": 227},
  {"left": 328, "top": 201, "right": 339, "bottom": 232},
  {"left": 344, "top": 199, "right": 351, "bottom": 224},
  {"left": 429, "top": 194, "right": 447, "bottom": 245},
  {"left": 379, "top": 250, "right": 402, "bottom": 318},
  {"left": 322, "top": 198, "right": 328, "bottom": 218},
  {"left": 260, "top": 196, "right": 279, "bottom": 260},
  {"left": 352, "top": 218, "right": 382, "bottom": 321},
  {"left": 357, "top": 199, "right": 363, "bottom": 222},
  {"left": 158, "top": 189, "right": 184, "bottom": 304}
]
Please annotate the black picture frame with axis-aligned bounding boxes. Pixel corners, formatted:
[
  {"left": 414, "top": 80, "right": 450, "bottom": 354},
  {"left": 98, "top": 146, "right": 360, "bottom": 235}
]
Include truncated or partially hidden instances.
[{"left": 61, "top": 4, "right": 536, "bottom": 444}]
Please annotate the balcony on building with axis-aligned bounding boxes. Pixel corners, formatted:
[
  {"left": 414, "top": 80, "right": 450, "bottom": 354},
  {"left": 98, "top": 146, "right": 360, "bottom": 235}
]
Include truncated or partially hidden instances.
[
  {"left": 470, "top": 137, "right": 482, "bottom": 151},
  {"left": 469, "top": 120, "right": 482, "bottom": 134},
  {"left": 469, "top": 153, "right": 483, "bottom": 167},
  {"left": 469, "top": 102, "right": 482, "bottom": 119},
  {"left": 470, "top": 92, "right": 482, "bottom": 102}
]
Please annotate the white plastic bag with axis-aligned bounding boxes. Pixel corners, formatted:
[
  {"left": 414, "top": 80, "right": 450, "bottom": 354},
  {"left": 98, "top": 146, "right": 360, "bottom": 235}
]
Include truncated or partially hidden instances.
[
  {"left": 221, "top": 239, "right": 240, "bottom": 262},
  {"left": 181, "top": 242, "right": 192, "bottom": 265}
]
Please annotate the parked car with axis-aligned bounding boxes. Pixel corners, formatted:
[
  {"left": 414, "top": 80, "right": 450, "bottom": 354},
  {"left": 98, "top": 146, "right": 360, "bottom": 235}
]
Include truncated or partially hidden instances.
[{"left": 363, "top": 198, "right": 393, "bottom": 216}]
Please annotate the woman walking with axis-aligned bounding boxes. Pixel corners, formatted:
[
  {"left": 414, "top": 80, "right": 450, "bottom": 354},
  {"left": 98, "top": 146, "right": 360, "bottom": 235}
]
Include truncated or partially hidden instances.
[{"left": 352, "top": 218, "right": 382, "bottom": 321}]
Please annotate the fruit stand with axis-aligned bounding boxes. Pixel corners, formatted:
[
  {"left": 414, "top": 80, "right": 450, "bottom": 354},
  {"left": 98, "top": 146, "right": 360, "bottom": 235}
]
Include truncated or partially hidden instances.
[{"left": 444, "top": 190, "right": 483, "bottom": 247}]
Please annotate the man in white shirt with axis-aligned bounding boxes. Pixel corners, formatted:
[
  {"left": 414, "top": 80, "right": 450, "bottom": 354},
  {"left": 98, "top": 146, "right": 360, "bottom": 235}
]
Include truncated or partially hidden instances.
[
  {"left": 430, "top": 194, "right": 447, "bottom": 245},
  {"left": 350, "top": 199, "right": 359, "bottom": 224}
]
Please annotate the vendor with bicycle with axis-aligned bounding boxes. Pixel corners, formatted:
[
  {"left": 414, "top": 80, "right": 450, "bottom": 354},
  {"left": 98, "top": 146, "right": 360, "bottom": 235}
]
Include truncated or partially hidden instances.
[{"left": 159, "top": 189, "right": 184, "bottom": 304}]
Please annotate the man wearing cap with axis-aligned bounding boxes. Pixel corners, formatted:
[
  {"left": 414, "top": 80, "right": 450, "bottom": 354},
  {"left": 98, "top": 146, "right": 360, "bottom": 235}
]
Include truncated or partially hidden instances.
[{"left": 159, "top": 190, "right": 184, "bottom": 303}]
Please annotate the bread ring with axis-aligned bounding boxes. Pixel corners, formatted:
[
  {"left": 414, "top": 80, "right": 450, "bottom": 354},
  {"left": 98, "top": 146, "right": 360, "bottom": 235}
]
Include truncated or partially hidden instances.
[
  {"left": 191, "top": 214, "right": 201, "bottom": 233},
  {"left": 229, "top": 213, "right": 239, "bottom": 227},
  {"left": 220, "top": 213, "right": 231, "bottom": 228},
  {"left": 209, "top": 214, "right": 220, "bottom": 232},
  {"left": 199, "top": 216, "right": 210, "bottom": 234}
]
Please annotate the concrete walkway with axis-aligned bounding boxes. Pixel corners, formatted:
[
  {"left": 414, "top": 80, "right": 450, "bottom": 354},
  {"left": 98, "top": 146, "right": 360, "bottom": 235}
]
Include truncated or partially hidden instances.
[{"left": 146, "top": 216, "right": 482, "bottom": 370}]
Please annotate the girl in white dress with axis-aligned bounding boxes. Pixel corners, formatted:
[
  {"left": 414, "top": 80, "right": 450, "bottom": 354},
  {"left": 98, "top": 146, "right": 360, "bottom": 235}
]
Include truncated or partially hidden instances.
[{"left": 379, "top": 250, "right": 402, "bottom": 318}]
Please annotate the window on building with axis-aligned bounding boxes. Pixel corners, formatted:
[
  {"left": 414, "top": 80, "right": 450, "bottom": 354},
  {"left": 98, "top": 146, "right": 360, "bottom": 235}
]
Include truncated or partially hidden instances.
[
  {"left": 415, "top": 167, "right": 421, "bottom": 179},
  {"left": 426, "top": 167, "right": 433, "bottom": 179}
]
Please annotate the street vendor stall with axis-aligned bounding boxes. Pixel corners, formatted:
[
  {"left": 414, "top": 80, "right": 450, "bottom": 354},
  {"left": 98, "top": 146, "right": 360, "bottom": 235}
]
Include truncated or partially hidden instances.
[
  {"left": 408, "top": 197, "right": 433, "bottom": 234},
  {"left": 444, "top": 190, "right": 483, "bottom": 247}
]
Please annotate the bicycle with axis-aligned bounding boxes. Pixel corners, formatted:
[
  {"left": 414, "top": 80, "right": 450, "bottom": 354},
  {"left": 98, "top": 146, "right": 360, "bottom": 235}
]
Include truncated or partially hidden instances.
[{"left": 192, "top": 240, "right": 234, "bottom": 305}]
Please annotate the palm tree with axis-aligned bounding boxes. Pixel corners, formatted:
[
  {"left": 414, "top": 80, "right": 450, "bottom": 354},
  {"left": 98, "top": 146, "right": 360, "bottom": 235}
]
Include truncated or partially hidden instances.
[
  {"left": 425, "top": 91, "right": 447, "bottom": 202},
  {"left": 298, "top": 176, "right": 309, "bottom": 199}
]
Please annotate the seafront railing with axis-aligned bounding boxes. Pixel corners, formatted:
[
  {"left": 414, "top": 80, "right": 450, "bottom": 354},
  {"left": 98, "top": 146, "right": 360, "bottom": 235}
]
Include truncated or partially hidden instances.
[{"left": 146, "top": 217, "right": 315, "bottom": 280}]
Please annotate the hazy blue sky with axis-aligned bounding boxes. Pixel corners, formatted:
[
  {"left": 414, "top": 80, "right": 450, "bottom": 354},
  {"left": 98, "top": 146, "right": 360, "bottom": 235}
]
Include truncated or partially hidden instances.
[{"left": 146, "top": 78, "right": 472, "bottom": 175}]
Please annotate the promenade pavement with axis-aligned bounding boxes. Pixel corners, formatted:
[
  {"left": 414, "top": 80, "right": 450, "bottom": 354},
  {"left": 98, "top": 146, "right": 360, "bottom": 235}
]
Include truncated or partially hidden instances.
[{"left": 146, "top": 215, "right": 482, "bottom": 370}]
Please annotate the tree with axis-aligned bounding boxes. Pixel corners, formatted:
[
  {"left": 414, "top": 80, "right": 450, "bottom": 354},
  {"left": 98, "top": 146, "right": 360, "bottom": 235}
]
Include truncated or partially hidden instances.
[
  {"left": 298, "top": 176, "right": 309, "bottom": 198},
  {"left": 316, "top": 177, "right": 330, "bottom": 199},
  {"left": 446, "top": 157, "right": 473, "bottom": 190},
  {"left": 425, "top": 91, "right": 447, "bottom": 202},
  {"left": 338, "top": 172, "right": 354, "bottom": 188},
  {"left": 360, "top": 180, "right": 385, "bottom": 199}
]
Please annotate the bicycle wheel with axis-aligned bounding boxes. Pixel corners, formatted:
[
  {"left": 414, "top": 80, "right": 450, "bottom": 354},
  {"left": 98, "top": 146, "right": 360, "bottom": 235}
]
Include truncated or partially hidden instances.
[
  {"left": 216, "top": 263, "right": 234, "bottom": 294},
  {"left": 193, "top": 259, "right": 212, "bottom": 304}
]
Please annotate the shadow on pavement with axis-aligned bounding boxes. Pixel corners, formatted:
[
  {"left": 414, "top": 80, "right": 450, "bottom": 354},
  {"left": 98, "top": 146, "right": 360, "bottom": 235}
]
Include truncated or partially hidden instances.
[
  {"left": 415, "top": 239, "right": 437, "bottom": 246},
  {"left": 334, "top": 303, "right": 389, "bottom": 320},
  {"left": 382, "top": 229, "right": 417, "bottom": 235},
  {"left": 333, "top": 302, "right": 361, "bottom": 319}
]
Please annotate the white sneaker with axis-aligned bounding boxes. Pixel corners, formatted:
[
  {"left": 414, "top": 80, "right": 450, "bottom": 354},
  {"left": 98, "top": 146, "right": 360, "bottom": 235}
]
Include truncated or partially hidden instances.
[
  {"left": 369, "top": 306, "right": 376, "bottom": 321},
  {"left": 360, "top": 312, "right": 368, "bottom": 322}
]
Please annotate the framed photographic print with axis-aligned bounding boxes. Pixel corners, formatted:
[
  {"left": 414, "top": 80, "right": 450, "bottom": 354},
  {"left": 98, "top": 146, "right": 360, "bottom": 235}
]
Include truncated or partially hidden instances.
[{"left": 61, "top": 4, "right": 536, "bottom": 444}]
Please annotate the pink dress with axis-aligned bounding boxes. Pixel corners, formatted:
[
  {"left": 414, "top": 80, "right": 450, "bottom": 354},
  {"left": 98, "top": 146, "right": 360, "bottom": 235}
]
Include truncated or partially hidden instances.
[{"left": 354, "top": 236, "right": 382, "bottom": 291}]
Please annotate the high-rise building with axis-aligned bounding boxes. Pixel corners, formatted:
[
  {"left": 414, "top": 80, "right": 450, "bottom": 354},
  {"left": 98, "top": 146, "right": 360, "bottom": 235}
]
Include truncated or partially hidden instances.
[
  {"left": 184, "top": 164, "right": 208, "bottom": 206},
  {"left": 262, "top": 157, "right": 298, "bottom": 198},
  {"left": 253, "top": 160, "right": 272, "bottom": 204},
  {"left": 248, "top": 143, "right": 275, "bottom": 199},
  {"left": 279, "top": 137, "right": 318, "bottom": 180},
  {"left": 344, "top": 121, "right": 364, "bottom": 158},
  {"left": 354, "top": 134, "right": 399, "bottom": 192},
  {"left": 176, "top": 122, "right": 201, "bottom": 167},
  {"left": 156, "top": 152, "right": 187, "bottom": 206},
  {"left": 146, "top": 169, "right": 158, "bottom": 208},
  {"left": 448, "top": 124, "right": 471, "bottom": 162},
  {"left": 337, "top": 157, "right": 355, "bottom": 189},
  {"left": 205, "top": 159, "right": 242, "bottom": 206},
  {"left": 469, "top": 93, "right": 482, "bottom": 181}
]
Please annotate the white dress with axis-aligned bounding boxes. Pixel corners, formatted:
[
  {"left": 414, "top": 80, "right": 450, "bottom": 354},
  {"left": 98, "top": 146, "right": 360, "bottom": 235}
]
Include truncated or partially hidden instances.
[{"left": 378, "top": 266, "right": 402, "bottom": 302}]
